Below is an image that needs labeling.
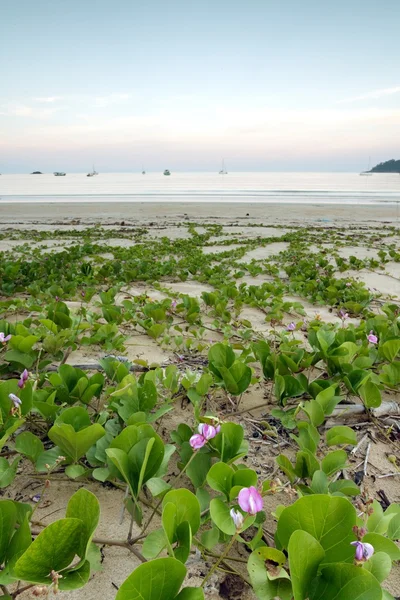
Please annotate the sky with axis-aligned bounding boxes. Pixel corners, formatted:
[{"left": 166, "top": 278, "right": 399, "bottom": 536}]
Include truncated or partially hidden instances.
[{"left": 1, "top": 0, "right": 399, "bottom": 172}]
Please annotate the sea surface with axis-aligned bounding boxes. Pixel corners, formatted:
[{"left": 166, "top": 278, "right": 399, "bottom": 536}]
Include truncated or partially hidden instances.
[{"left": 1, "top": 172, "right": 400, "bottom": 205}]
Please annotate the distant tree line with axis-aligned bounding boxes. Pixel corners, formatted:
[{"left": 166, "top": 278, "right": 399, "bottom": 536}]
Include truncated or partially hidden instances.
[{"left": 369, "top": 159, "right": 400, "bottom": 173}]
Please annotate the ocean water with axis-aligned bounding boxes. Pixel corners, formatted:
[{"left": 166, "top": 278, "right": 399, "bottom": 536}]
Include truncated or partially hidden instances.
[{"left": 1, "top": 172, "right": 400, "bottom": 205}]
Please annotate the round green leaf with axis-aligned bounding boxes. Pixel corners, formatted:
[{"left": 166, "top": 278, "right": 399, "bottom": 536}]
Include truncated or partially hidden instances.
[
  {"left": 276, "top": 495, "right": 356, "bottom": 563},
  {"left": 115, "top": 557, "right": 186, "bottom": 600},
  {"left": 14, "top": 518, "right": 83, "bottom": 584}
]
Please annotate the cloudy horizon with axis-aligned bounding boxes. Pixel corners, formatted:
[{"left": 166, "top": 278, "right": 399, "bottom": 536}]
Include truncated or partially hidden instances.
[{"left": 1, "top": 0, "right": 399, "bottom": 173}]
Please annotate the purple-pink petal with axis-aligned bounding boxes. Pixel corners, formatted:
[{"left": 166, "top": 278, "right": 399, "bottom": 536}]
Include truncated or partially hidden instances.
[
  {"left": 351, "top": 541, "right": 374, "bottom": 561},
  {"left": 9, "top": 393, "right": 22, "bottom": 408},
  {"left": 198, "top": 423, "right": 216, "bottom": 440},
  {"left": 238, "top": 486, "right": 263, "bottom": 515},
  {"left": 189, "top": 434, "right": 207, "bottom": 450}
]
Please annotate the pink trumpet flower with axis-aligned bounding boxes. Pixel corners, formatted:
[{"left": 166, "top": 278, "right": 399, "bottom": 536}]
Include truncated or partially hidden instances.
[
  {"left": 189, "top": 422, "right": 219, "bottom": 450},
  {"left": 367, "top": 331, "right": 378, "bottom": 344},
  {"left": 238, "top": 486, "right": 263, "bottom": 515},
  {"left": 286, "top": 322, "right": 296, "bottom": 332}
]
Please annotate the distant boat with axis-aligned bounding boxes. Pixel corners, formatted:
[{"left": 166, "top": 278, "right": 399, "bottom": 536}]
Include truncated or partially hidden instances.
[
  {"left": 54, "top": 172, "right": 66, "bottom": 176},
  {"left": 31, "top": 171, "right": 43, "bottom": 175},
  {"left": 87, "top": 165, "right": 98, "bottom": 177},
  {"left": 163, "top": 169, "right": 171, "bottom": 176},
  {"left": 142, "top": 166, "right": 146, "bottom": 174},
  {"left": 219, "top": 159, "right": 228, "bottom": 174},
  {"left": 360, "top": 157, "right": 372, "bottom": 176}
]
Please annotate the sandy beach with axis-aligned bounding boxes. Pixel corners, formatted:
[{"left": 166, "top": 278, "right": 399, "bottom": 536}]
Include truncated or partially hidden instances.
[
  {"left": 1, "top": 200, "right": 400, "bottom": 227},
  {"left": 1, "top": 203, "right": 399, "bottom": 599}
]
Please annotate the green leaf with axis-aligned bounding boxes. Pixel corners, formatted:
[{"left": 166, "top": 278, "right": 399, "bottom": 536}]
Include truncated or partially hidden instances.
[
  {"left": 15, "top": 432, "right": 44, "bottom": 463},
  {"left": 65, "top": 464, "right": 87, "bottom": 479},
  {"left": 4, "top": 350, "right": 34, "bottom": 369},
  {"left": 277, "top": 495, "right": 356, "bottom": 563},
  {"left": 162, "top": 489, "right": 201, "bottom": 535},
  {"left": 367, "top": 500, "right": 394, "bottom": 535},
  {"left": 0, "top": 501, "right": 17, "bottom": 564},
  {"left": 212, "top": 422, "right": 247, "bottom": 463},
  {"left": 115, "top": 557, "right": 187, "bottom": 600},
  {"left": 142, "top": 529, "right": 167, "bottom": 559},
  {"left": 380, "top": 339, "right": 400, "bottom": 362},
  {"left": 289, "top": 530, "right": 325, "bottom": 600},
  {"left": 329, "top": 479, "right": 360, "bottom": 496},
  {"left": 309, "top": 563, "right": 382, "bottom": 600},
  {"left": 359, "top": 381, "right": 382, "bottom": 408},
  {"left": 321, "top": 450, "right": 347, "bottom": 476},
  {"left": 66, "top": 488, "right": 100, "bottom": 558},
  {"left": 326, "top": 426, "right": 357, "bottom": 447},
  {"left": 363, "top": 551, "right": 392, "bottom": 583},
  {"left": 362, "top": 532, "right": 400, "bottom": 560},
  {"left": 247, "top": 547, "right": 292, "bottom": 600},
  {"left": 0, "top": 457, "right": 20, "bottom": 489},
  {"left": 206, "top": 462, "right": 233, "bottom": 499},
  {"left": 311, "top": 471, "right": 329, "bottom": 494},
  {"left": 210, "top": 498, "right": 236, "bottom": 535},
  {"left": 14, "top": 518, "right": 83, "bottom": 584},
  {"left": 387, "top": 512, "right": 400, "bottom": 540},
  {"left": 48, "top": 422, "right": 106, "bottom": 463},
  {"left": 58, "top": 560, "right": 91, "bottom": 590},
  {"left": 175, "top": 588, "right": 204, "bottom": 600},
  {"left": 200, "top": 525, "right": 220, "bottom": 551}
]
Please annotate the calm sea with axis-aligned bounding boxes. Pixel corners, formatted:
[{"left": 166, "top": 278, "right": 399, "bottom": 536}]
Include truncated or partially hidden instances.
[{"left": 1, "top": 172, "right": 400, "bottom": 205}]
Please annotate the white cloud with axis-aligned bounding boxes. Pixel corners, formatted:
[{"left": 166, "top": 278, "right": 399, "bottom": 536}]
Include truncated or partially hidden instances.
[
  {"left": 0, "top": 103, "right": 64, "bottom": 119},
  {"left": 93, "top": 93, "right": 131, "bottom": 107},
  {"left": 338, "top": 86, "right": 400, "bottom": 103},
  {"left": 34, "top": 96, "right": 63, "bottom": 103}
]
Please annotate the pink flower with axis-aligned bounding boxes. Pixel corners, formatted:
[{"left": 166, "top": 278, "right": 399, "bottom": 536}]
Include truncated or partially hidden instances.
[
  {"left": 238, "top": 486, "right": 263, "bottom": 515},
  {"left": 286, "top": 322, "right": 296, "bottom": 332},
  {"left": 17, "top": 369, "right": 29, "bottom": 389},
  {"left": 367, "top": 331, "right": 378, "bottom": 344},
  {"left": 230, "top": 508, "right": 244, "bottom": 530},
  {"left": 346, "top": 282, "right": 352, "bottom": 288},
  {"left": 351, "top": 541, "right": 374, "bottom": 562},
  {"left": 198, "top": 423, "right": 217, "bottom": 440},
  {"left": 190, "top": 422, "right": 219, "bottom": 450},
  {"left": 9, "top": 393, "right": 21, "bottom": 408},
  {"left": 339, "top": 309, "right": 348, "bottom": 320},
  {"left": 189, "top": 434, "right": 207, "bottom": 450},
  {"left": 215, "top": 424, "right": 221, "bottom": 434},
  {"left": 0, "top": 333, "right": 11, "bottom": 344}
]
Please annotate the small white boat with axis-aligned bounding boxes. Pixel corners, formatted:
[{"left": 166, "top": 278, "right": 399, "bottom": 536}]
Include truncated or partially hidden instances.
[
  {"left": 54, "top": 172, "right": 66, "bottom": 176},
  {"left": 87, "top": 165, "right": 98, "bottom": 177},
  {"left": 163, "top": 169, "right": 171, "bottom": 176},
  {"left": 219, "top": 159, "right": 227, "bottom": 174}
]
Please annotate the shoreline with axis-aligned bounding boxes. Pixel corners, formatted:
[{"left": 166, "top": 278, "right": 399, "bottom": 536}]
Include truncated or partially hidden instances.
[{"left": 0, "top": 201, "right": 400, "bottom": 226}]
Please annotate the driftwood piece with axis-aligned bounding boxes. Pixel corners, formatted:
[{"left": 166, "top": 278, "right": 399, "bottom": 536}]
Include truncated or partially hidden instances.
[{"left": 325, "top": 401, "right": 400, "bottom": 427}]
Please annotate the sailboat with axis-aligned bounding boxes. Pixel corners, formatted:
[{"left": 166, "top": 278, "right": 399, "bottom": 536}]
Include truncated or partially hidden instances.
[
  {"left": 87, "top": 165, "right": 98, "bottom": 177},
  {"left": 219, "top": 159, "right": 227, "bottom": 174},
  {"left": 360, "top": 157, "right": 372, "bottom": 176}
]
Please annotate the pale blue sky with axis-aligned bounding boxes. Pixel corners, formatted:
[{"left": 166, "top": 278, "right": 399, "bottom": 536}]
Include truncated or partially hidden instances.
[{"left": 1, "top": 0, "right": 399, "bottom": 172}]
